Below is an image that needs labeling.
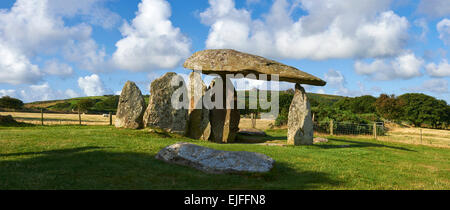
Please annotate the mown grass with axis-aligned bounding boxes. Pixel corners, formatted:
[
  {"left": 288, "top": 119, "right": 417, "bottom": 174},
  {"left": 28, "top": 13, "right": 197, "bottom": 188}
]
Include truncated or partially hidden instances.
[{"left": 0, "top": 125, "right": 448, "bottom": 190}]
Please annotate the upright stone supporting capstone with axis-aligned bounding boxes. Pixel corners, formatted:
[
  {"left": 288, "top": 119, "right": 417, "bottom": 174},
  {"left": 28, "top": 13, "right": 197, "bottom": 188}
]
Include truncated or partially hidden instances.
[
  {"left": 183, "top": 49, "right": 326, "bottom": 145},
  {"left": 287, "top": 84, "right": 314, "bottom": 145},
  {"left": 187, "top": 71, "right": 211, "bottom": 140},
  {"left": 143, "top": 72, "right": 188, "bottom": 135},
  {"left": 208, "top": 76, "right": 240, "bottom": 143},
  {"left": 115, "top": 81, "right": 146, "bottom": 129}
]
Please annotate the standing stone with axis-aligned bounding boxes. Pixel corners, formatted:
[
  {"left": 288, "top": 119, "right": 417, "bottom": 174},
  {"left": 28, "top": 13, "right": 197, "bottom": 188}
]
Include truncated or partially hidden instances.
[
  {"left": 287, "top": 84, "right": 314, "bottom": 145},
  {"left": 187, "top": 71, "right": 211, "bottom": 140},
  {"left": 115, "top": 81, "right": 146, "bottom": 129},
  {"left": 143, "top": 72, "right": 188, "bottom": 135},
  {"left": 208, "top": 76, "right": 240, "bottom": 143}
]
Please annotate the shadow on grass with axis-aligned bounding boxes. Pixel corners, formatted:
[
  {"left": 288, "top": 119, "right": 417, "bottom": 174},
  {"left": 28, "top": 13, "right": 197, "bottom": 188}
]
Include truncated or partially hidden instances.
[
  {"left": 235, "top": 134, "right": 287, "bottom": 144},
  {"left": 0, "top": 121, "right": 35, "bottom": 127},
  {"left": 315, "top": 138, "right": 416, "bottom": 152},
  {"left": 0, "top": 146, "right": 112, "bottom": 157},
  {"left": 0, "top": 147, "right": 341, "bottom": 190},
  {"left": 236, "top": 134, "right": 415, "bottom": 152}
]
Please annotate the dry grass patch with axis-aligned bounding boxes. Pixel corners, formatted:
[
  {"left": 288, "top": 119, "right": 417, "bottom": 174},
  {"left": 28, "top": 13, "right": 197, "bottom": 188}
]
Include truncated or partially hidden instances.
[{"left": 1, "top": 112, "right": 115, "bottom": 126}]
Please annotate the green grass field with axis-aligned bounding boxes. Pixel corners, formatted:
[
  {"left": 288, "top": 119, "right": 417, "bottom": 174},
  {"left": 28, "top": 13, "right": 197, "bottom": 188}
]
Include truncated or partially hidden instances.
[{"left": 0, "top": 125, "right": 448, "bottom": 190}]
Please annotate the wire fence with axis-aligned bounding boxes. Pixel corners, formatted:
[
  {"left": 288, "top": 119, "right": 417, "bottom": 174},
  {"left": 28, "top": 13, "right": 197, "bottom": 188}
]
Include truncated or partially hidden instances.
[
  {"left": 1, "top": 111, "right": 114, "bottom": 126},
  {"left": 314, "top": 121, "right": 386, "bottom": 137}
]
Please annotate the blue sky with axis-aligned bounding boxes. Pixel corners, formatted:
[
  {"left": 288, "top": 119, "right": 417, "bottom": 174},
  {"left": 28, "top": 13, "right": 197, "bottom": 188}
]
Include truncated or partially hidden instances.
[{"left": 0, "top": 0, "right": 449, "bottom": 103}]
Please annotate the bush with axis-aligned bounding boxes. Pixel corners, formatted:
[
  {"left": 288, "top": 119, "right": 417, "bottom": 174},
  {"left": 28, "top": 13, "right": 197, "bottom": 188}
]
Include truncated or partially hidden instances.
[
  {"left": 0, "top": 96, "right": 24, "bottom": 109},
  {"left": 50, "top": 102, "right": 74, "bottom": 112},
  {"left": 92, "top": 96, "right": 119, "bottom": 112},
  {"left": 0, "top": 115, "right": 16, "bottom": 124},
  {"left": 274, "top": 93, "right": 294, "bottom": 126},
  {"left": 76, "top": 99, "right": 97, "bottom": 112},
  {"left": 275, "top": 109, "right": 289, "bottom": 126}
]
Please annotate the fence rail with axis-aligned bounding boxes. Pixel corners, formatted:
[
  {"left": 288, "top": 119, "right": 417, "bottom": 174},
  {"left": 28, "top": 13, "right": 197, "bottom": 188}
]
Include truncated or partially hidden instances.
[
  {"left": 1, "top": 111, "right": 114, "bottom": 126},
  {"left": 314, "top": 120, "right": 386, "bottom": 139}
]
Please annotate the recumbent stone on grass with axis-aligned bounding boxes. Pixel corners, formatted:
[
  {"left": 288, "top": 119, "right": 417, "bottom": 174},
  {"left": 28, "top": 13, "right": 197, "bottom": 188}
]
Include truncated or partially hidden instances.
[{"left": 155, "top": 142, "right": 274, "bottom": 174}]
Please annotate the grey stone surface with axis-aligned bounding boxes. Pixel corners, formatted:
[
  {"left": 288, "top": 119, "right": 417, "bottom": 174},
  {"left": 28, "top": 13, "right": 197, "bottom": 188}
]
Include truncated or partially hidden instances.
[
  {"left": 208, "top": 77, "right": 240, "bottom": 143},
  {"left": 187, "top": 71, "right": 211, "bottom": 140},
  {"left": 155, "top": 142, "right": 275, "bottom": 174},
  {"left": 183, "top": 49, "right": 326, "bottom": 86},
  {"left": 287, "top": 84, "right": 314, "bottom": 145},
  {"left": 115, "top": 81, "right": 146, "bottom": 129},
  {"left": 313, "top": 137, "right": 329, "bottom": 144},
  {"left": 143, "top": 72, "right": 188, "bottom": 135}
]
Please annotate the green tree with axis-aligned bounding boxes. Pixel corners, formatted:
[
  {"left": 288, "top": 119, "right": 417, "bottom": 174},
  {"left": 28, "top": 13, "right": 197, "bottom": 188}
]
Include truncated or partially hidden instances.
[
  {"left": 334, "top": 95, "right": 376, "bottom": 114},
  {"left": 398, "top": 93, "right": 448, "bottom": 128},
  {"left": 351, "top": 95, "right": 377, "bottom": 113},
  {"left": 0, "top": 96, "right": 24, "bottom": 109},
  {"left": 274, "top": 92, "right": 294, "bottom": 126},
  {"left": 374, "top": 94, "right": 404, "bottom": 121}
]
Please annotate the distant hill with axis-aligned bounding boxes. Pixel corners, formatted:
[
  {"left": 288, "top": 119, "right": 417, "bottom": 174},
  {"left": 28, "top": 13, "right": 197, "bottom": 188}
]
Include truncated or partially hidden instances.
[
  {"left": 23, "top": 91, "right": 344, "bottom": 114},
  {"left": 24, "top": 95, "right": 131, "bottom": 114},
  {"left": 307, "top": 92, "right": 344, "bottom": 107}
]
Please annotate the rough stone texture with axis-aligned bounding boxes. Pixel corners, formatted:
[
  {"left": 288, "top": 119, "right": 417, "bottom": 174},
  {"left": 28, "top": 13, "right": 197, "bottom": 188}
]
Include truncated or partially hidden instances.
[
  {"left": 313, "top": 137, "right": 329, "bottom": 144},
  {"left": 184, "top": 49, "right": 326, "bottom": 86},
  {"left": 287, "top": 84, "right": 314, "bottom": 145},
  {"left": 143, "top": 72, "right": 188, "bottom": 135},
  {"left": 208, "top": 77, "right": 240, "bottom": 143},
  {"left": 115, "top": 81, "right": 146, "bottom": 129},
  {"left": 155, "top": 142, "right": 274, "bottom": 174},
  {"left": 238, "top": 128, "right": 267, "bottom": 137},
  {"left": 187, "top": 71, "right": 211, "bottom": 140}
]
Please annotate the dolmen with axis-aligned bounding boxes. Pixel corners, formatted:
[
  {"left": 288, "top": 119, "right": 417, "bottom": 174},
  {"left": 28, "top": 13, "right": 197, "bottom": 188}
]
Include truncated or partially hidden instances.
[
  {"left": 116, "top": 49, "right": 326, "bottom": 146},
  {"left": 183, "top": 49, "right": 325, "bottom": 145}
]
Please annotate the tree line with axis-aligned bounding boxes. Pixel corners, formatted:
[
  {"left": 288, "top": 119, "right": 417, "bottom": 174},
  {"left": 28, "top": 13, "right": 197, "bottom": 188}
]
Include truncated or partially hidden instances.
[
  {"left": 275, "top": 91, "right": 450, "bottom": 129},
  {"left": 0, "top": 95, "right": 120, "bottom": 114},
  {"left": 2, "top": 90, "right": 449, "bottom": 129}
]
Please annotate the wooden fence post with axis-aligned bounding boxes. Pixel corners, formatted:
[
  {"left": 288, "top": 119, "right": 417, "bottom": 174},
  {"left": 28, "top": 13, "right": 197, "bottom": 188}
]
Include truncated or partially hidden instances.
[
  {"left": 373, "top": 122, "right": 377, "bottom": 140},
  {"left": 420, "top": 128, "right": 423, "bottom": 144},
  {"left": 330, "top": 120, "right": 334, "bottom": 136},
  {"left": 109, "top": 112, "right": 112, "bottom": 126},
  {"left": 251, "top": 113, "right": 256, "bottom": 128},
  {"left": 41, "top": 109, "right": 44, "bottom": 126},
  {"left": 78, "top": 107, "right": 81, "bottom": 125}
]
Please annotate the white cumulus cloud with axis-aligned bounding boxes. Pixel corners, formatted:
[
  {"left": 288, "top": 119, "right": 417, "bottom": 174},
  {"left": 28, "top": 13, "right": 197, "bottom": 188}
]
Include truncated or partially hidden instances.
[
  {"left": 0, "top": 0, "right": 114, "bottom": 86},
  {"left": 323, "top": 69, "right": 369, "bottom": 96},
  {"left": 47, "top": 0, "right": 121, "bottom": 29},
  {"left": 19, "top": 82, "right": 80, "bottom": 102},
  {"left": 43, "top": 60, "right": 74, "bottom": 77},
  {"left": 407, "top": 79, "right": 449, "bottom": 94},
  {"left": 0, "top": 41, "right": 42, "bottom": 85},
  {"left": 354, "top": 52, "right": 424, "bottom": 80},
  {"left": 200, "top": 0, "right": 409, "bottom": 60},
  {"left": 437, "top": 18, "right": 450, "bottom": 45},
  {"left": 77, "top": 74, "right": 107, "bottom": 96},
  {"left": 112, "top": 0, "right": 191, "bottom": 72},
  {"left": 417, "top": 0, "right": 450, "bottom": 18},
  {"left": 425, "top": 59, "right": 450, "bottom": 77},
  {"left": 0, "top": 89, "right": 18, "bottom": 98}
]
